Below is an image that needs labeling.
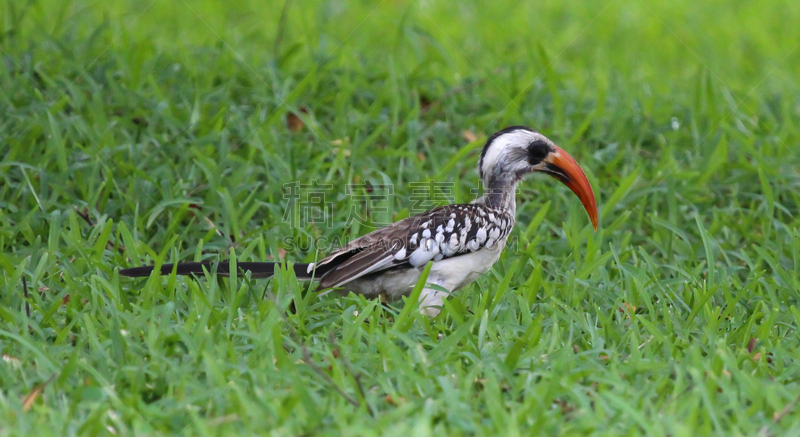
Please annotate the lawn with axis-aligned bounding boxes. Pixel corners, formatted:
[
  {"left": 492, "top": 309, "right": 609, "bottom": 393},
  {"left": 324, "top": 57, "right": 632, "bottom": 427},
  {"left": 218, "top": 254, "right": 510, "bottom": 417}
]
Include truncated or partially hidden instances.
[{"left": 2, "top": 0, "right": 800, "bottom": 435}]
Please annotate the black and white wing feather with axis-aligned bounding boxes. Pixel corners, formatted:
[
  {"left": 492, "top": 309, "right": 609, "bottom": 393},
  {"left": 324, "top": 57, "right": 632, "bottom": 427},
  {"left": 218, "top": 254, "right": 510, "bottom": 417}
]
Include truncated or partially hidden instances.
[{"left": 314, "top": 204, "right": 515, "bottom": 289}]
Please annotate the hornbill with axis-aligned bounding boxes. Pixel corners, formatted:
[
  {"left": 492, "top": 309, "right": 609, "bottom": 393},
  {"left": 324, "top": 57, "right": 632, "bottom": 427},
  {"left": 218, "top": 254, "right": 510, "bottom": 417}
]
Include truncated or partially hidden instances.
[{"left": 120, "top": 126, "right": 599, "bottom": 316}]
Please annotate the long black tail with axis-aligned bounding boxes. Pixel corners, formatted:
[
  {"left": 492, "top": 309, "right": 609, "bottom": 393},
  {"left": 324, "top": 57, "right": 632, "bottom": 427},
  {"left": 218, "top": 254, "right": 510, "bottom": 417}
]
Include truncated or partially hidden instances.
[{"left": 119, "top": 261, "right": 314, "bottom": 279}]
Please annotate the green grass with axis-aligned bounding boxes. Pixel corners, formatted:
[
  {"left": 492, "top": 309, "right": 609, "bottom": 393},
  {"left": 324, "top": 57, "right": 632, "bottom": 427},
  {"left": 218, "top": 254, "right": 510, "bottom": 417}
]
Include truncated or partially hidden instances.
[{"left": 2, "top": 0, "right": 800, "bottom": 435}]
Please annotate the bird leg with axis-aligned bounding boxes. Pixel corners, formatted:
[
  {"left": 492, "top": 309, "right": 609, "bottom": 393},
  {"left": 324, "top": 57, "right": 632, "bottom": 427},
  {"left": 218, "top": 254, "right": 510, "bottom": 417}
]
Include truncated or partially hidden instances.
[{"left": 418, "top": 286, "right": 450, "bottom": 317}]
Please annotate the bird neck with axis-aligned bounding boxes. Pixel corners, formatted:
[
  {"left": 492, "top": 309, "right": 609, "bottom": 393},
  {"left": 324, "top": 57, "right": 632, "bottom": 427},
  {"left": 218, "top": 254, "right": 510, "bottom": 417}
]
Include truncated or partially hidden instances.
[{"left": 476, "top": 175, "right": 518, "bottom": 215}]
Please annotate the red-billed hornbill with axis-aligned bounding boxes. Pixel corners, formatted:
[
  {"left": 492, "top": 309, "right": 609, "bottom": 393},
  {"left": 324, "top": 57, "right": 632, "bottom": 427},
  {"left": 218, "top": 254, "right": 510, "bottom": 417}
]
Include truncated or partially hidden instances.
[{"left": 120, "top": 126, "right": 598, "bottom": 316}]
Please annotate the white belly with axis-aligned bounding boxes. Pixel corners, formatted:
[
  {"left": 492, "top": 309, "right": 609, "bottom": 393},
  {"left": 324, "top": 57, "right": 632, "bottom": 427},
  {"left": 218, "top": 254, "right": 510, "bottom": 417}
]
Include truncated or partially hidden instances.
[
  {"left": 430, "top": 238, "right": 506, "bottom": 289},
  {"left": 342, "top": 237, "right": 507, "bottom": 300}
]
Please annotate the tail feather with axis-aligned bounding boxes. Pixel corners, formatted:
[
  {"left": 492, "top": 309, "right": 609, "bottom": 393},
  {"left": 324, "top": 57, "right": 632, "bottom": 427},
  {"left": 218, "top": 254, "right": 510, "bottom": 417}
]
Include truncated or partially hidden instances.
[{"left": 119, "top": 261, "right": 314, "bottom": 279}]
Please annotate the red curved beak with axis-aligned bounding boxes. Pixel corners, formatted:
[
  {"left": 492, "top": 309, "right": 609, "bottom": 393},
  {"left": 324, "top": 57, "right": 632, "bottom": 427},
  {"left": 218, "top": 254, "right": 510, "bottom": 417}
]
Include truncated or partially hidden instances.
[{"left": 542, "top": 146, "right": 598, "bottom": 230}]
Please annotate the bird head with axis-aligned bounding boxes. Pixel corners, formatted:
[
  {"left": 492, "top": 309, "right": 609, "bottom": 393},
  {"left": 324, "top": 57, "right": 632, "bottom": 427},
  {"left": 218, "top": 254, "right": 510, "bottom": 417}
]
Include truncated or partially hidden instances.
[{"left": 478, "top": 126, "right": 598, "bottom": 230}]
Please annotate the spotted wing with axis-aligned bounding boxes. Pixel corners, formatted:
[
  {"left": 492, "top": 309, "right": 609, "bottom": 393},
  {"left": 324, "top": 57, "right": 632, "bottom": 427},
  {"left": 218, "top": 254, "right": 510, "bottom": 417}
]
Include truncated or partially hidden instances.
[{"left": 314, "top": 204, "right": 514, "bottom": 289}]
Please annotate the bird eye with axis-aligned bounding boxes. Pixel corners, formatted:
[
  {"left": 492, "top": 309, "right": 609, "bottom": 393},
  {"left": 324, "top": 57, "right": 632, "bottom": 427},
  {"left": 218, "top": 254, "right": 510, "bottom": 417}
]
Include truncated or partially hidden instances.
[{"left": 527, "top": 140, "right": 550, "bottom": 164}]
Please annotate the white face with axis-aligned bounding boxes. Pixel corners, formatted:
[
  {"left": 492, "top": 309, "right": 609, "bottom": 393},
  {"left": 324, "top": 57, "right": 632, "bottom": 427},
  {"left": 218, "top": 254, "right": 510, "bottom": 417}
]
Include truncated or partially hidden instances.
[{"left": 479, "top": 128, "right": 554, "bottom": 182}]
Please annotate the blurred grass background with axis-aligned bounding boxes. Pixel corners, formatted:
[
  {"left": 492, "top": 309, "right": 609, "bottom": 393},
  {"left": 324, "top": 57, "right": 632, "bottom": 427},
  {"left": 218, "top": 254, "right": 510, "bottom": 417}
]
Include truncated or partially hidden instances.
[{"left": 2, "top": 0, "right": 800, "bottom": 435}]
